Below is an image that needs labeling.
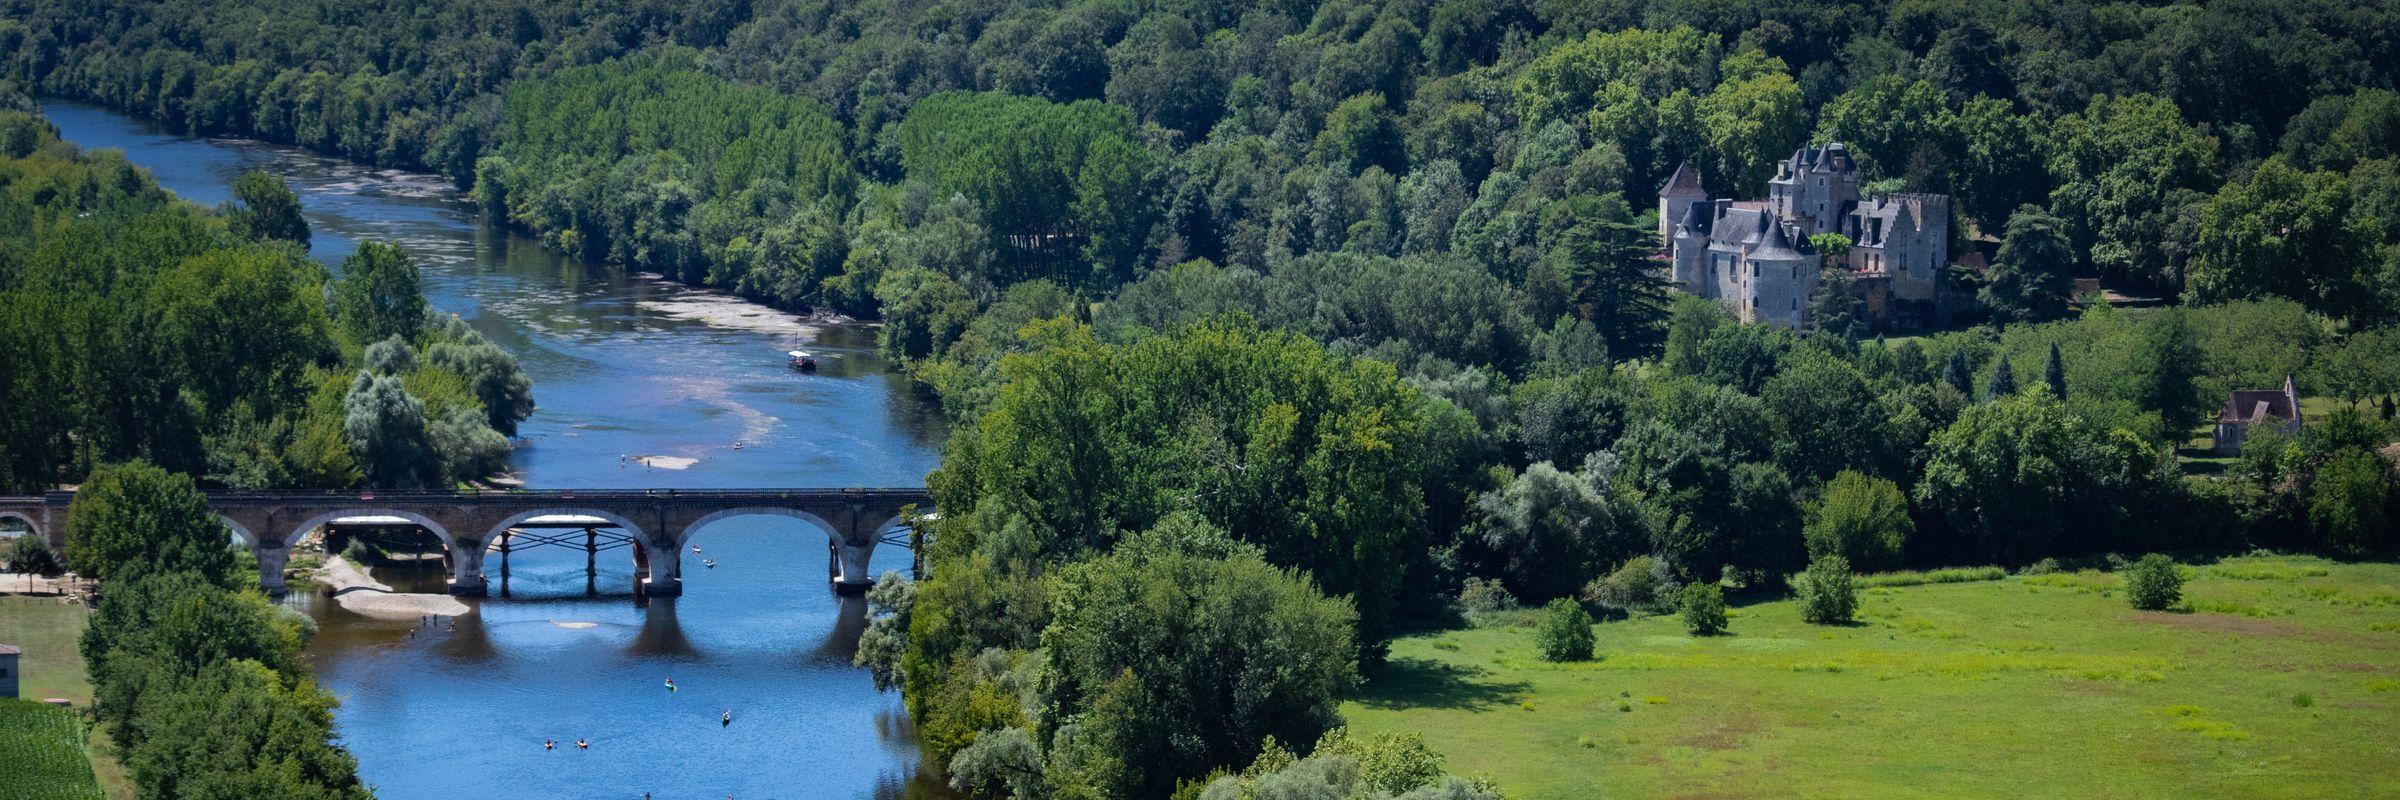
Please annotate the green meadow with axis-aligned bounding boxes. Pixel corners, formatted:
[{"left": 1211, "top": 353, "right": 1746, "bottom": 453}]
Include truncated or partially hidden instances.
[{"left": 1345, "top": 556, "right": 2400, "bottom": 799}]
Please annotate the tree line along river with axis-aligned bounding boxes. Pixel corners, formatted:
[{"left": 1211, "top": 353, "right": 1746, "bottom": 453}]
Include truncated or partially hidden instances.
[{"left": 43, "top": 99, "right": 959, "bottom": 800}]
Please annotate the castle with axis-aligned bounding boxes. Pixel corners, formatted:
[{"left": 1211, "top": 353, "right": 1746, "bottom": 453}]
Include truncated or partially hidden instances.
[{"left": 1659, "top": 143, "right": 1952, "bottom": 330}]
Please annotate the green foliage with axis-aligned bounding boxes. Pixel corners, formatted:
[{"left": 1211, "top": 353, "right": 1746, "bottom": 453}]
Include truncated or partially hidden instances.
[
  {"left": 898, "top": 91, "right": 1158, "bottom": 285},
  {"left": 64, "top": 461, "right": 236, "bottom": 587},
  {"left": 6, "top": 532, "right": 63, "bottom": 576},
  {"left": 2122, "top": 553, "right": 2184, "bottom": 611},
  {"left": 1458, "top": 576, "right": 1518, "bottom": 615},
  {"left": 1796, "top": 554, "right": 1858, "bottom": 625},
  {"left": 1042, "top": 533, "right": 1359, "bottom": 798},
  {"left": 2188, "top": 158, "right": 2380, "bottom": 321},
  {"left": 1915, "top": 392, "right": 2170, "bottom": 565},
  {"left": 332, "top": 241, "right": 425, "bottom": 346},
  {"left": 224, "top": 169, "right": 308, "bottom": 245},
  {"left": 1982, "top": 206, "right": 2075, "bottom": 323},
  {"left": 1535, "top": 597, "right": 1596, "bottom": 661},
  {"left": 2309, "top": 448, "right": 2394, "bottom": 555},
  {"left": 1475, "top": 461, "right": 1619, "bottom": 601},
  {"left": 932, "top": 317, "right": 1429, "bottom": 641},
  {"left": 1680, "top": 581, "right": 1728, "bottom": 636},
  {"left": 1804, "top": 470, "right": 1912, "bottom": 571},
  {"left": 1583, "top": 555, "right": 1678, "bottom": 614}
]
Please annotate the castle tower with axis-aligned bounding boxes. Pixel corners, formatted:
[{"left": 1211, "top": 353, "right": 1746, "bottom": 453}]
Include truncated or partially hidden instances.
[
  {"left": 1769, "top": 144, "right": 1860, "bottom": 236},
  {"left": 1743, "top": 220, "right": 1817, "bottom": 329},
  {"left": 1657, "top": 161, "right": 1706, "bottom": 243},
  {"left": 1669, "top": 200, "right": 1712, "bottom": 295}
]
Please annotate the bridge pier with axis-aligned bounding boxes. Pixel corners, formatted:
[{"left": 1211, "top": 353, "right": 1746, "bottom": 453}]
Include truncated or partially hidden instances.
[
  {"left": 448, "top": 539, "right": 488, "bottom": 597},
  {"left": 255, "top": 540, "right": 291, "bottom": 596},
  {"left": 832, "top": 539, "right": 875, "bottom": 595},
  {"left": 641, "top": 538, "right": 682, "bottom": 596}
]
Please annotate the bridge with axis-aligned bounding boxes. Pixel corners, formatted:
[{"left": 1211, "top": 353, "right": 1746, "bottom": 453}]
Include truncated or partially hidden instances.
[{"left": 0, "top": 488, "right": 932, "bottom": 597}]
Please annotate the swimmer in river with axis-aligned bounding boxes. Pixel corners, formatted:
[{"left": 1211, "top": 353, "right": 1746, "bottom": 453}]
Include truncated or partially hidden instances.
[
  {"left": 544, "top": 739, "right": 555, "bottom": 751},
  {"left": 704, "top": 559, "right": 717, "bottom": 569},
  {"left": 664, "top": 676, "right": 677, "bottom": 692},
  {"left": 576, "top": 738, "right": 588, "bottom": 750},
  {"left": 691, "top": 545, "right": 702, "bottom": 554},
  {"left": 722, "top": 709, "right": 732, "bottom": 727}
]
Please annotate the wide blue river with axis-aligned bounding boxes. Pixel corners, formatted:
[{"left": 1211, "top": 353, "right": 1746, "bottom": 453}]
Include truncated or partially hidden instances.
[{"left": 44, "top": 101, "right": 955, "bottom": 800}]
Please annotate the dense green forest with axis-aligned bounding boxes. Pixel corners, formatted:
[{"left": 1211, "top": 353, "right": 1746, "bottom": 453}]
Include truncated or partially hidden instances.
[
  {"left": 5, "top": 1, "right": 2400, "bottom": 798},
  {"left": 0, "top": 83, "right": 532, "bottom": 493}
]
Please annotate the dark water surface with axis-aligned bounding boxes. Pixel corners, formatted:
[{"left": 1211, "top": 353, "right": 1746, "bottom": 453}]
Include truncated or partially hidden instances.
[{"left": 44, "top": 101, "right": 955, "bottom": 800}]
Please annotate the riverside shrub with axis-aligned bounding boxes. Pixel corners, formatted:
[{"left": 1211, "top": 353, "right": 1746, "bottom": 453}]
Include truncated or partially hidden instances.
[
  {"left": 1796, "top": 555, "right": 1858, "bottom": 625},
  {"left": 2123, "top": 553, "right": 2183, "bottom": 610},
  {"left": 1680, "top": 582, "right": 1728, "bottom": 635},
  {"left": 1536, "top": 598, "right": 1595, "bottom": 661}
]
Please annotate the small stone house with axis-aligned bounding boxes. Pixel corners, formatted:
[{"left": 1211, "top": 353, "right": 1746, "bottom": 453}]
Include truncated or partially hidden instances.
[{"left": 2213, "top": 375, "right": 2304, "bottom": 456}]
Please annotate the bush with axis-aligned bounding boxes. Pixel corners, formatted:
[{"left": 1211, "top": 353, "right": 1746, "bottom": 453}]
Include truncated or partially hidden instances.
[
  {"left": 2122, "top": 553, "right": 2183, "bottom": 610},
  {"left": 1535, "top": 598, "right": 1595, "bottom": 662},
  {"left": 1459, "top": 576, "right": 1519, "bottom": 614},
  {"left": 1795, "top": 555, "right": 1858, "bottom": 625},
  {"left": 1582, "top": 555, "right": 1679, "bottom": 614},
  {"left": 6, "top": 534, "right": 63, "bottom": 576},
  {"left": 1680, "top": 582, "right": 1727, "bottom": 636}
]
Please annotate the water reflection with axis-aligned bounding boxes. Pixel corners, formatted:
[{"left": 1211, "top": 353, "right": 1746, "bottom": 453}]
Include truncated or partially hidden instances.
[{"left": 42, "top": 100, "right": 958, "bottom": 800}]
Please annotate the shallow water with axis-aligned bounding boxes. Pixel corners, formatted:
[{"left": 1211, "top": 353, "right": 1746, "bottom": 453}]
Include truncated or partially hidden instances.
[{"left": 44, "top": 101, "right": 956, "bottom": 800}]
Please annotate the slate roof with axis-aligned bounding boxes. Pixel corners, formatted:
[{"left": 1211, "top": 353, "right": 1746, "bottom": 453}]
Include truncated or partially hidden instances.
[{"left": 1658, "top": 161, "right": 1705, "bottom": 198}]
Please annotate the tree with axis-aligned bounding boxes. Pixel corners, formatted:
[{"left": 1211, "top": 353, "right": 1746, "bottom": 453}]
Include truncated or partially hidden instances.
[
  {"left": 6, "top": 533, "right": 63, "bottom": 577},
  {"left": 1984, "top": 358, "right": 2018, "bottom": 401},
  {"left": 1041, "top": 533, "right": 1358, "bottom": 798},
  {"left": 2187, "top": 158, "right": 2379, "bottom": 319},
  {"left": 2310, "top": 448, "right": 2393, "bottom": 555},
  {"left": 1981, "top": 206, "right": 2075, "bottom": 323},
  {"left": 1535, "top": 597, "right": 1595, "bottom": 661},
  {"left": 1803, "top": 470, "right": 1912, "bottom": 571},
  {"left": 1679, "top": 582, "right": 1727, "bottom": 636},
  {"left": 1538, "top": 195, "right": 1671, "bottom": 357},
  {"left": 1795, "top": 554, "right": 1857, "bottom": 625},
  {"left": 1941, "top": 348, "right": 1974, "bottom": 396},
  {"left": 1915, "top": 393, "right": 2165, "bottom": 565},
  {"left": 1763, "top": 350, "right": 1892, "bottom": 483},
  {"left": 1476, "top": 462, "right": 1615, "bottom": 601},
  {"left": 225, "top": 169, "right": 309, "bottom": 244},
  {"left": 361, "top": 335, "right": 417, "bottom": 375},
  {"left": 1808, "top": 266, "right": 1864, "bottom": 340},
  {"left": 333, "top": 241, "right": 426, "bottom": 345},
  {"left": 2122, "top": 553, "right": 2183, "bottom": 611},
  {"left": 64, "top": 461, "right": 236, "bottom": 587},
  {"left": 2045, "top": 343, "right": 2069, "bottom": 400},
  {"left": 2131, "top": 309, "right": 2209, "bottom": 434},
  {"left": 341, "top": 372, "right": 435, "bottom": 489}
]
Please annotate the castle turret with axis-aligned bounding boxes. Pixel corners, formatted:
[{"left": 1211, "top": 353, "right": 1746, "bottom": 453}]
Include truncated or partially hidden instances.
[
  {"left": 1657, "top": 161, "right": 1705, "bottom": 243},
  {"left": 1669, "top": 200, "right": 1712, "bottom": 295},
  {"left": 1742, "top": 220, "right": 1817, "bottom": 329}
]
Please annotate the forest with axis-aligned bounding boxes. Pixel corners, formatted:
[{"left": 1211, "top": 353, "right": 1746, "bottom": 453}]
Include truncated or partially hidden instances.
[
  {"left": 2, "top": 0, "right": 2398, "bottom": 798},
  {"left": 0, "top": 84, "right": 533, "bottom": 494}
]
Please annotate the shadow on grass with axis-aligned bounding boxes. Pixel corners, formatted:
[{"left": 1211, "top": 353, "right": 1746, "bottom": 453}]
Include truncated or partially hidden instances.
[{"left": 1354, "top": 656, "right": 1532, "bottom": 711}]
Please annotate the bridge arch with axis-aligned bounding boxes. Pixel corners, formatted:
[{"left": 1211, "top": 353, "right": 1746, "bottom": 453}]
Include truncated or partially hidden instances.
[
  {"left": 480, "top": 508, "right": 649, "bottom": 547},
  {"left": 219, "top": 515, "right": 258, "bottom": 548},
  {"left": 284, "top": 509, "right": 455, "bottom": 547},
  {"left": 0, "top": 510, "right": 40, "bottom": 539},
  {"left": 672, "top": 506, "right": 844, "bottom": 548}
]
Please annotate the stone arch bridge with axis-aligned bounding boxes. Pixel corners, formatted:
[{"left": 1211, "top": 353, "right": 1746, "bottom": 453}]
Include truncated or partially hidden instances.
[{"left": 0, "top": 488, "right": 931, "bottom": 597}]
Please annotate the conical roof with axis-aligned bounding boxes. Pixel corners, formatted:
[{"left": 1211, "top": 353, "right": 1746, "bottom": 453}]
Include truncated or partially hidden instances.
[{"left": 1748, "top": 220, "right": 1809, "bottom": 262}]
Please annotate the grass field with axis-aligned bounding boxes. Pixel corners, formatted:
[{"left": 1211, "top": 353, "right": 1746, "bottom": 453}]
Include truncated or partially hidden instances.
[
  {"left": 0, "top": 595, "right": 133, "bottom": 800},
  {"left": 0, "top": 699, "right": 104, "bottom": 800},
  {"left": 0, "top": 596, "right": 92, "bottom": 704},
  {"left": 1344, "top": 555, "right": 2400, "bottom": 799}
]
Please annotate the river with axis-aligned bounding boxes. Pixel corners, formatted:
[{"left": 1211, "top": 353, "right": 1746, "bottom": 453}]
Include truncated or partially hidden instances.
[{"left": 42, "top": 101, "right": 958, "bottom": 800}]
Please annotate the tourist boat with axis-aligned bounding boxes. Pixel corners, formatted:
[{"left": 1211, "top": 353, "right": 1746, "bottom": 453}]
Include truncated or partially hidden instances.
[{"left": 787, "top": 350, "right": 818, "bottom": 372}]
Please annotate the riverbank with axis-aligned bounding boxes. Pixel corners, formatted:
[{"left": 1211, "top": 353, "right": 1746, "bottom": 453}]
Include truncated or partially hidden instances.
[{"left": 316, "top": 555, "right": 469, "bottom": 618}]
